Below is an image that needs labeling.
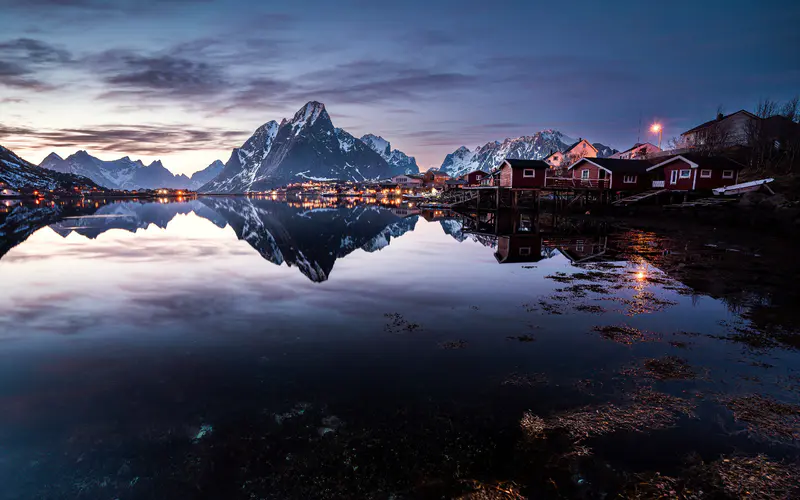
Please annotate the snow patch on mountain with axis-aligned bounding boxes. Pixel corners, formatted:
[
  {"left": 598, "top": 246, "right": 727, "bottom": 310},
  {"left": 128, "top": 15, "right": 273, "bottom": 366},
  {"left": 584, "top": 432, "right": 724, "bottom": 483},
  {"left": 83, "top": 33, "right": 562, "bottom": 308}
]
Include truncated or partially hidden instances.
[
  {"left": 439, "top": 131, "right": 577, "bottom": 177},
  {"left": 360, "top": 134, "right": 419, "bottom": 174},
  {"left": 201, "top": 102, "right": 409, "bottom": 193}
]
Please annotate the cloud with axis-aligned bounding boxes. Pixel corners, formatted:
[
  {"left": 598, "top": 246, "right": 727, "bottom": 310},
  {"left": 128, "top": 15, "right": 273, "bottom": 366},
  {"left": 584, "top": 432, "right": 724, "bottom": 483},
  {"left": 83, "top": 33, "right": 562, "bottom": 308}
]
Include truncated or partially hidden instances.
[
  {"left": 0, "top": 123, "right": 248, "bottom": 156},
  {"left": 0, "top": 0, "right": 214, "bottom": 12},
  {"left": 0, "top": 38, "right": 72, "bottom": 63},
  {"left": 0, "top": 37, "right": 72, "bottom": 90},
  {"left": 223, "top": 60, "right": 477, "bottom": 111},
  {"left": 89, "top": 50, "right": 228, "bottom": 101}
]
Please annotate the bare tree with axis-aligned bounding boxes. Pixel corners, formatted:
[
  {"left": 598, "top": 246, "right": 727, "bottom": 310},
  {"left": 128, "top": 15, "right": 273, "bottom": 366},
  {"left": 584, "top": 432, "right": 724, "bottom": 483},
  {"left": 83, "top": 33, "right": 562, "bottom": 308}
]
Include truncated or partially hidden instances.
[
  {"left": 781, "top": 96, "right": 799, "bottom": 123},
  {"left": 666, "top": 135, "right": 689, "bottom": 152},
  {"left": 745, "top": 97, "right": 800, "bottom": 173},
  {"left": 693, "top": 120, "right": 732, "bottom": 156}
]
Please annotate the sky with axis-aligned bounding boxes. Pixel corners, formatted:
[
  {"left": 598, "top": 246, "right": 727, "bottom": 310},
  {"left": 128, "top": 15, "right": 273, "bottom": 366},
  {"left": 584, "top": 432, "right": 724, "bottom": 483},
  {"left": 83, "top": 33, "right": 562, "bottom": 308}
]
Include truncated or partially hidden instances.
[{"left": 0, "top": 0, "right": 798, "bottom": 176}]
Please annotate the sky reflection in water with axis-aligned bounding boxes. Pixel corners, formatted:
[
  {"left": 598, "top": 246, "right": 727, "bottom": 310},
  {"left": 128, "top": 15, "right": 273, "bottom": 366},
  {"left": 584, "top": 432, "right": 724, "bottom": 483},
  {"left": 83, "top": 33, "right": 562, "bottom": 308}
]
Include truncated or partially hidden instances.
[{"left": 0, "top": 199, "right": 798, "bottom": 498}]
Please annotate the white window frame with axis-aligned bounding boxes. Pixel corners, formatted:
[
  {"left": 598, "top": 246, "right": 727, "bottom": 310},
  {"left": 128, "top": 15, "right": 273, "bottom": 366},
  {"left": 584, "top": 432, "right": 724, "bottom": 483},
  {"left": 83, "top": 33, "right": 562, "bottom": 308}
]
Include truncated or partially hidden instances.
[
  {"left": 523, "top": 169, "right": 535, "bottom": 178},
  {"left": 623, "top": 175, "right": 637, "bottom": 184},
  {"left": 722, "top": 170, "right": 734, "bottom": 179},
  {"left": 679, "top": 169, "right": 691, "bottom": 179},
  {"left": 581, "top": 169, "right": 590, "bottom": 180},
  {"left": 700, "top": 169, "right": 712, "bottom": 178},
  {"left": 670, "top": 170, "right": 679, "bottom": 184},
  {"left": 519, "top": 247, "right": 531, "bottom": 256}
]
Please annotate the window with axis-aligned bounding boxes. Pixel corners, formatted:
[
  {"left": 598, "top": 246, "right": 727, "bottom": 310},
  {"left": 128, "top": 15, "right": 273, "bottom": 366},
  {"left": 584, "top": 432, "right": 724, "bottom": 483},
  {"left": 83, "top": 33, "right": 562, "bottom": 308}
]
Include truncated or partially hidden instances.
[
  {"left": 581, "top": 169, "right": 590, "bottom": 180},
  {"left": 722, "top": 170, "right": 734, "bottom": 179},
  {"left": 519, "top": 214, "right": 532, "bottom": 231},
  {"left": 679, "top": 169, "right": 691, "bottom": 179},
  {"left": 519, "top": 247, "right": 531, "bottom": 256},
  {"left": 623, "top": 175, "right": 637, "bottom": 183},
  {"left": 523, "top": 169, "right": 535, "bottom": 178},
  {"left": 700, "top": 169, "right": 712, "bottom": 178}
]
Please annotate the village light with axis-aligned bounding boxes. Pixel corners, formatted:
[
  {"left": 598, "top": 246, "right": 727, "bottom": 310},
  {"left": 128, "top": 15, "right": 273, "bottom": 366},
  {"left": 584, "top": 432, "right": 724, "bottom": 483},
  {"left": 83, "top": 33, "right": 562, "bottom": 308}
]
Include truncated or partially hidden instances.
[{"left": 650, "top": 123, "right": 663, "bottom": 149}]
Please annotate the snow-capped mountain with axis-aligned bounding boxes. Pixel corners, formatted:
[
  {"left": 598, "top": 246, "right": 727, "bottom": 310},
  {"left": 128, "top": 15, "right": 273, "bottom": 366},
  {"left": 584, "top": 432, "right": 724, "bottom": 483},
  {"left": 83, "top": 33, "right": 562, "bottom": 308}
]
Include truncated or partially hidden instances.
[
  {"left": 1, "top": 145, "right": 101, "bottom": 191},
  {"left": 439, "top": 131, "right": 617, "bottom": 177},
  {"left": 360, "top": 134, "right": 419, "bottom": 174},
  {"left": 188, "top": 160, "right": 224, "bottom": 190},
  {"left": 39, "top": 151, "right": 193, "bottom": 190},
  {"left": 200, "top": 102, "right": 404, "bottom": 193},
  {"left": 593, "top": 143, "right": 619, "bottom": 158}
]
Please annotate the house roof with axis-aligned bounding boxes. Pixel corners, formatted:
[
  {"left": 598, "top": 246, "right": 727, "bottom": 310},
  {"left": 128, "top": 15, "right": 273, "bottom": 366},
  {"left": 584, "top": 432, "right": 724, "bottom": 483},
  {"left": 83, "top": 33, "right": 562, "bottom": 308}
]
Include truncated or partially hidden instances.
[
  {"left": 543, "top": 150, "right": 561, "bottom": 160},
  {"left": 681, "top": 110, "right": 759, "bottom": 136},
  {"left": 568, "top": 157, "right": 656, "bottom": 174},
  {"left": 615, "top": 142, "right": 661, "bottom": 155},
  {"left": 445, "top": 179, "right": 466, "bottom": 185},
  {"left": 647, "top": 154, "right": 746, "bottom": 171},
  {"left": 501, "top": 159, "right": 550, "bottom": 169},
  {"left": 563, "top": 139, "right": 599, "bottom": 155},
  {"left": 462, "top": 169, "right": 488, "bottom": 177},
  {"left": 425, "top": 169, "right": 449, "bottom": 177}
]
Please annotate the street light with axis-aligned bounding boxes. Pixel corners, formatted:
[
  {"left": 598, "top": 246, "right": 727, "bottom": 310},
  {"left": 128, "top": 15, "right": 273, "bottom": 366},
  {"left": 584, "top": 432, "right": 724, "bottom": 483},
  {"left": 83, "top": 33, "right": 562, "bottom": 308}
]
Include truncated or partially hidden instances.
[{"left": 650, "top": 123, "right": 663, "bottom": 149}]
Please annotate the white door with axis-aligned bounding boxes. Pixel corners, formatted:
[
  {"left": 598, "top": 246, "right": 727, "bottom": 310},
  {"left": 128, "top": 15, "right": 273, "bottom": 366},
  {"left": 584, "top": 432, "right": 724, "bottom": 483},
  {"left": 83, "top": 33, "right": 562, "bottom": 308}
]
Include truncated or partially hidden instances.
[{"left": 670, "top": 170, "right": 679, "bottom": 184}]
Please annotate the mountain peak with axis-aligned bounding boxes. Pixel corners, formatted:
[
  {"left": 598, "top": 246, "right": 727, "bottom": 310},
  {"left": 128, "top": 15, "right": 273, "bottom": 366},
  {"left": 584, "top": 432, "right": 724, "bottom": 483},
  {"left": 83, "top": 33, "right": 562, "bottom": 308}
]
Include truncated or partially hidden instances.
[
  {"left": 360, "top": 134, "right": 391, "bottom": 156},
  {"left": 43, "top": 152, "right": 64, "bottom": 162},
  {"left": 255, "top": 120, "right": 279, "bottom": 135},
  {"left": 147, "top": 160, "right": 164, "bottom": 169},
  {"left": 290, "top": 101, "right": 328, "bottom": 130}
]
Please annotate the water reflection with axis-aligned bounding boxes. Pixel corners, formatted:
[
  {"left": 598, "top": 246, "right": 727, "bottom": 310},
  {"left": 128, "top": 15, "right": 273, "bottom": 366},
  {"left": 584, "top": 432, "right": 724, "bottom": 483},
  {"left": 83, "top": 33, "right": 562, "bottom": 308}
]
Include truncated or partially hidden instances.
[{"left": 1, "top": 197, "right": 799, "bottom": 498}]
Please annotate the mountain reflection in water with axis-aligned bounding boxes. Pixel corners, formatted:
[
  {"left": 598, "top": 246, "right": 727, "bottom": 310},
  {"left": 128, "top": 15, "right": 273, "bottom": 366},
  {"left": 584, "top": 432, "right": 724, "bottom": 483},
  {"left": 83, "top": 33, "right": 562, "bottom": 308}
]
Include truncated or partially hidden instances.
[{"left": 1, "top": 197, "right": 799, "bottom": 499}]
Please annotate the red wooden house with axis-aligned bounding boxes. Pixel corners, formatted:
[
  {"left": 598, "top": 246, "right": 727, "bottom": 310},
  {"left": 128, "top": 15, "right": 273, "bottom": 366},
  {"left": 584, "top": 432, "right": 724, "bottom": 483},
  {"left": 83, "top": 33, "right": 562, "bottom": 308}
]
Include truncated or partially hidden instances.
[
  {"left": 645, "top": 154, "right": 744, "bottom": 191},
  {"left": 496, "top": 159, "right": 550, "bottom": 188},
  {"left": 461, "top": 170, "right": 488, "bottom": 186},
  {"left": 422, "top": 169, "right": 450, "bottom": 187},
  {"left": 566, "top": 158, "right": 655, "bottom": 191}
]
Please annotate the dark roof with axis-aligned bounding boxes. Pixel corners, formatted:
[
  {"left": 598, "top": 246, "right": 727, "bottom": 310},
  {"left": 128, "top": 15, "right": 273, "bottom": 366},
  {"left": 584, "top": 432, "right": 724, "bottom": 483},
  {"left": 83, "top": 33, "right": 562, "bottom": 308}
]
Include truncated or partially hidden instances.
[
  {"left": 563, "top": 139, "right": 598, "bottom": 154},
  {"left": 570, "top": 157, "right": 656, "bottom": 174},
  {"left": 616, "top": 142, "right": 660, "bottom": 155},
  {"left": 658, "top": 154, "right": 745, "bottom": 170},
  {"left": 502, "top": 159, "right": 550, "bottom": 169},
  {"left": 681, "top": 110, "right": 758, "bottom": 136},
  {"left": 463, "top": 169, "right": 488, "bottom": 177},
  {"left": 445, "top": 179, "right": 466, "bottom": 185},
  {"left": 425, "top": 169, "right": 449, "bottom": 175}
]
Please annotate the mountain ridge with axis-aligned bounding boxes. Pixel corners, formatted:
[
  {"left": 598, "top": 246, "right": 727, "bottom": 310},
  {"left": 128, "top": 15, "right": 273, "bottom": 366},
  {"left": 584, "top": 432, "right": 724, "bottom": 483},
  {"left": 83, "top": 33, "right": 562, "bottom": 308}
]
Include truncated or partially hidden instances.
[
  {"left": 39, "top": 151, "right": 223, "bottom": 191},
  {"left": 200, "top": 102, "right": 417, "bottom": 193},
  {"left": 1, "top": 145, "right": 103, "bottom": 192},
  {"left": 438, "top": 132, "right": 617, "bottom": 177}
]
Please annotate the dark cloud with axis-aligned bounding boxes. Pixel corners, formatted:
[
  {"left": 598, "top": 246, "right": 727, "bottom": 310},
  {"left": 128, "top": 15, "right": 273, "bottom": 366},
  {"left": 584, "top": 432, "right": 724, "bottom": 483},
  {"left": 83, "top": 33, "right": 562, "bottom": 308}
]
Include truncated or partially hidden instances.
[
  {"left": 0, "top": 123, "right": 248, "bottom": 156},
  {"left": 223, "top": 60, "right": 476, "bottom": 111},
  {"left": 0, "top": 0, "right": 213, "bottom": 11},
  {"left": 0, "top": 38, "right": 72, "bottom": 63},
  {"left": 90, "top": 50, "right": 228, "bottom": 100},
  {"left": 0, "top": 37, "right": 71, "bottom": 90}
]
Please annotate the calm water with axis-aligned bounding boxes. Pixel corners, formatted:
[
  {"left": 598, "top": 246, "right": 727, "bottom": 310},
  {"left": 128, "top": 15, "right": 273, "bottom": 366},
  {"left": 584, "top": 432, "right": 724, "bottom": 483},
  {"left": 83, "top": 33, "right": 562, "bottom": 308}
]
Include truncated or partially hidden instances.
[{"left": 0, "top": 197, "right": 798, "bottom": 499}]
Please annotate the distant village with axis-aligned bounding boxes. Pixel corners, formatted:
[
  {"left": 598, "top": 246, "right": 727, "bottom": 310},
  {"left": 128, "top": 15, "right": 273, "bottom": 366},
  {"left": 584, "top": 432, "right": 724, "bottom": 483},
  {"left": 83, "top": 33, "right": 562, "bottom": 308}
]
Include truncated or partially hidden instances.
[{"left": 249, "top": 106, "right": 800, "bottom": 209}]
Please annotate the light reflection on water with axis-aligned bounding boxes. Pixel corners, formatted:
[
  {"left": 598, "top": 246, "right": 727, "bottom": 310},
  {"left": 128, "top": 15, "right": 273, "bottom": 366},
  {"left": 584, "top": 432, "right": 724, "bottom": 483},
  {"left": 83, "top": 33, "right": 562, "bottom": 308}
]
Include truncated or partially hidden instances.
[{"left": 0, "top": 198, "right": 798, "bottom": 498}]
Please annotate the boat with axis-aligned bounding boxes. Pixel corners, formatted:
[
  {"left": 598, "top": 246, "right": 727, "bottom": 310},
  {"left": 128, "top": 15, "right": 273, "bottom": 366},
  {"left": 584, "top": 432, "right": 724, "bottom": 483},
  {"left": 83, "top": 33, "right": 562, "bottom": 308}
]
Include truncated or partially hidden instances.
[{"left": 712, "top": 178, "right": 774, "bottom": 196}]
